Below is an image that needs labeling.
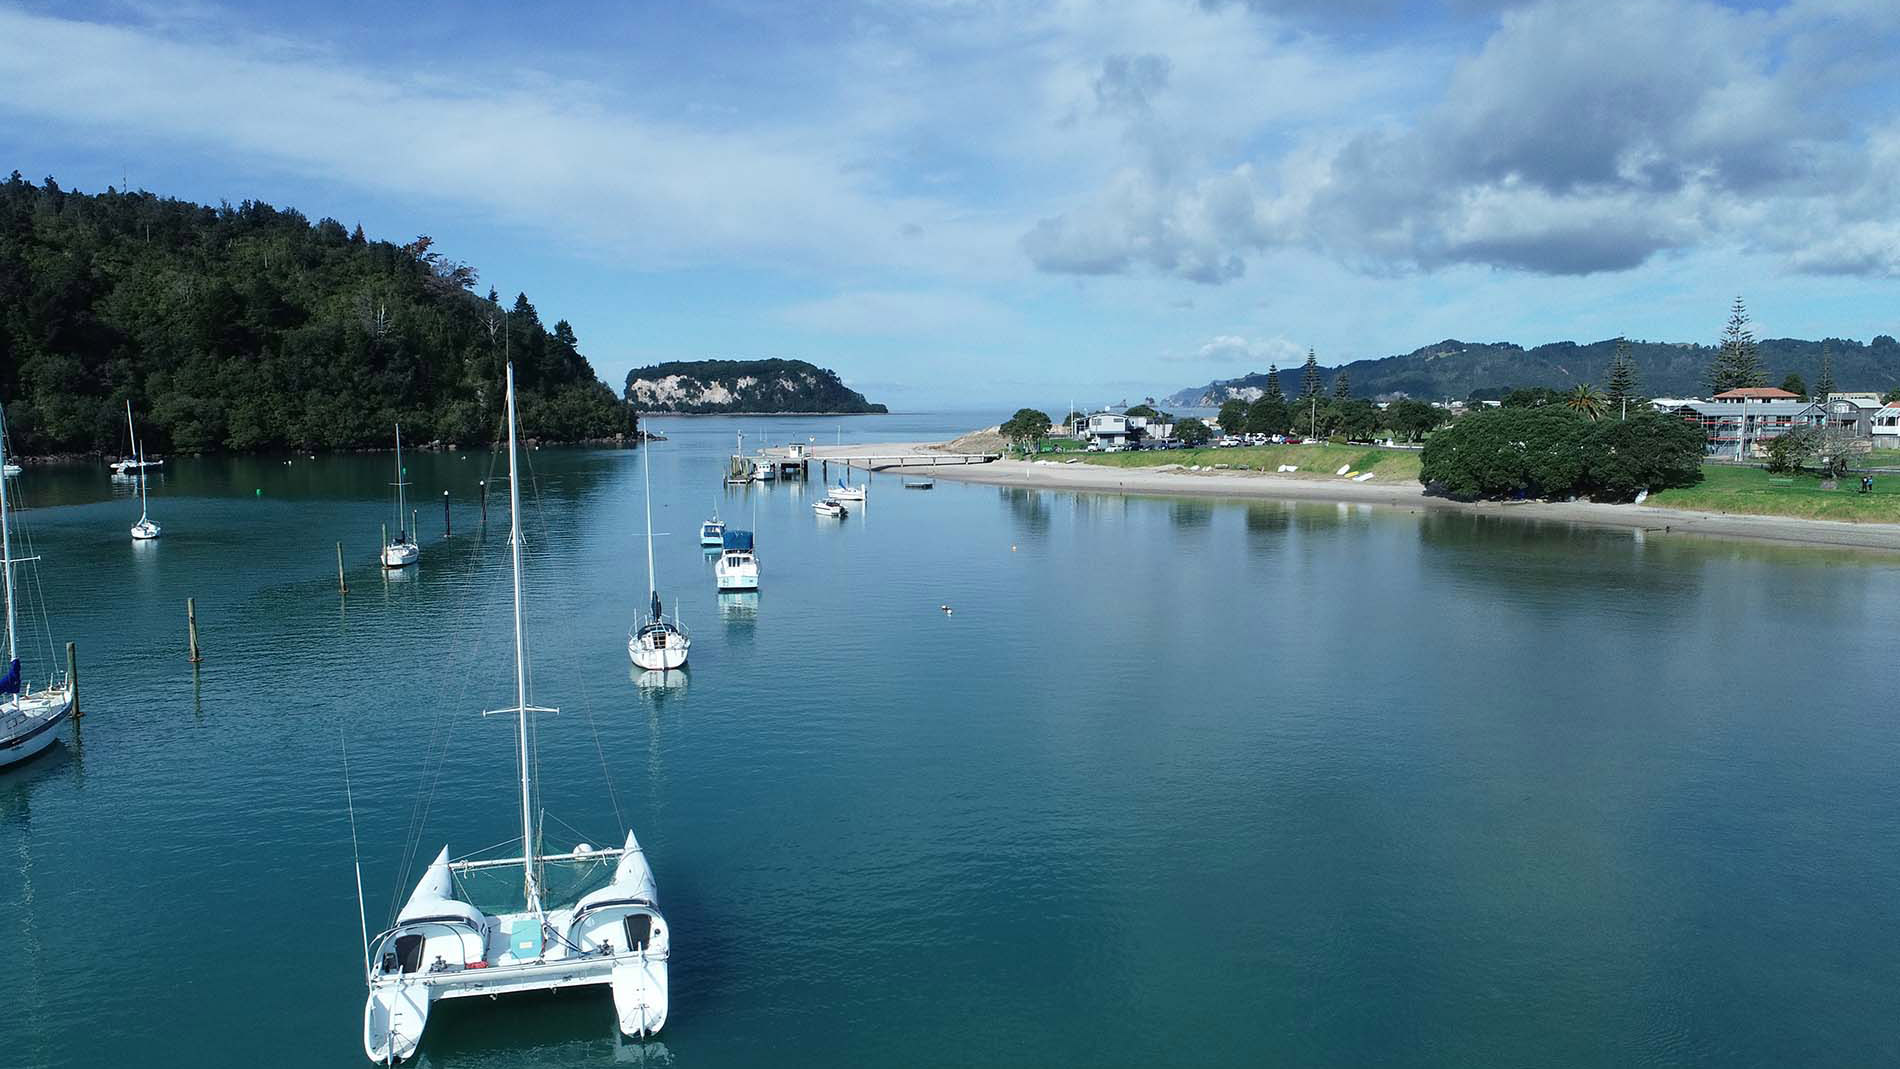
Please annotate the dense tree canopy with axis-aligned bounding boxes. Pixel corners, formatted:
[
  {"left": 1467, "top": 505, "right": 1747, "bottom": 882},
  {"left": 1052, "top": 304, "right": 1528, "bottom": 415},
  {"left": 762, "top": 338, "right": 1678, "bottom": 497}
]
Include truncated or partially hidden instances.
[
  {"left": 1176, "top": 418, "right": 1211, "bottom": 445},
  {"left": 1000, "top": 407, "right": 1052, "bottom": 447},
  {"left": 0, "top": 174, "right": 634, "bottom": 454},
  {"left": 1420, "top": 407, "right": 1704, "bottom": 501}
]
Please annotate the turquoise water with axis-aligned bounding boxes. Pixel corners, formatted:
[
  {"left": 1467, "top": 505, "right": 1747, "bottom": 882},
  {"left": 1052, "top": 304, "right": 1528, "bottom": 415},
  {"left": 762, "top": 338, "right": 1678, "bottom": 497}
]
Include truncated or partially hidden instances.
[{"left": 4, "top": 412, "right": 1900, "bottom": 1067}]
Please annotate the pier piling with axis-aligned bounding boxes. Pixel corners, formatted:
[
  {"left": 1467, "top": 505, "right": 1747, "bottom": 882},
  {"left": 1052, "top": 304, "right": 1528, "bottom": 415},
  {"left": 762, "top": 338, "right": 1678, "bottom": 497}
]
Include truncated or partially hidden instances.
[
  {"left": 66, "top": 642, "right": 78, "bottom": 718},
  {"left": 336, "top": 542, "right": 349, "bottom": 594},
  {"left": 479, "top": 480, "right": 488, "bottom": 524},
  {"left": 186, "top": 597, "right": 202, "bottom": 663},
  {"left": 443, "top": 490, "right": 451, "bottom": 536}
]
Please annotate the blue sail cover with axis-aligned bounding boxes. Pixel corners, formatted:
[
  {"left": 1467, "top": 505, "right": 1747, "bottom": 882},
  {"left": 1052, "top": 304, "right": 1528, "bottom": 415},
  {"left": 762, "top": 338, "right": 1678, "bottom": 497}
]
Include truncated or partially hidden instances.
[
  {"left": 0, "top": 658, "right": 18, "bottom": 695},
  {"left": 722, "top": 529, "right": 754, "bottom": 551}
]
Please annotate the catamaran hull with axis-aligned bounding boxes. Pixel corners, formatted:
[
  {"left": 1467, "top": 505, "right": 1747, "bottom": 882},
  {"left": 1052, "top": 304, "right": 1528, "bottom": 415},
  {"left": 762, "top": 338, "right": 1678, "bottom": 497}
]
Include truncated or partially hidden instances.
[
  {"left": 613, "top": 960, "right": 670, "bottom": 1038},
  {"left": 362, "top": 953, "right": 669, "bottom": 1061},
  {"left": 0, "top": 692, "right": 72, "bottom": 769}
]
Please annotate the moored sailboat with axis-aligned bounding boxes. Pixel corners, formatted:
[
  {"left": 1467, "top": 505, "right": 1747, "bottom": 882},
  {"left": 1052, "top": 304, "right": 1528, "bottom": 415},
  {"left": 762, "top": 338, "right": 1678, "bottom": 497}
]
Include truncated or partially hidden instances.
[
  {"left": 382, "top": 425, "right": 418, "bottom": 568},
  {"left": 629, "top": 436, "right": 689, "bottom": 671},
  {"left": 0, "top": 401, "right": 74, "bottom": 769},
  {"left": 130, "top": 440, "right": 161, "bottom": 541},
  {"left": 714, "top": 529, "right": 759, "bottom": 591},
  {"left": 361, "top": 364, "right": 669, "bottom": 1062}
]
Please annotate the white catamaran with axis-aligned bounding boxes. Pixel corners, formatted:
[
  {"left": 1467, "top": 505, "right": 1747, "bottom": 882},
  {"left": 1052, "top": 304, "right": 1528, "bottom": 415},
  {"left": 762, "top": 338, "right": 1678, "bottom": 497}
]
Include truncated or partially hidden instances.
[
  {"left": 0, "top": 401, "right": 75, "bottom": 769},
  {"left": 628, "top": 435, "right": 689, "bottom": 671},
  {"left": 382, "top": 424, "right": 418, "bottom": 568},
  {"left": 362, "top": 365, "right": 670, "bottom": 1062}
]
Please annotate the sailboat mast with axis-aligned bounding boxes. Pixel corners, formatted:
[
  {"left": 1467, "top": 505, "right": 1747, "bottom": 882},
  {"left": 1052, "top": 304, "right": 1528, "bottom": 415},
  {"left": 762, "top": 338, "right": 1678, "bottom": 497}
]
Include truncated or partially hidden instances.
[
  {"left": 394, "top": 423, "right": 405, "bottom": 537},
  {"left": 504, "top": 364, "right": 540, "bottom": 912},
  {"left": 137, "top": 440, "right": 149, "bottom": 520},
  {"left": 642, "top": 434, "right": 656, "bottom": 601},
  {"left": 0, "top": 404, "right": 14, "bottom": 663}
]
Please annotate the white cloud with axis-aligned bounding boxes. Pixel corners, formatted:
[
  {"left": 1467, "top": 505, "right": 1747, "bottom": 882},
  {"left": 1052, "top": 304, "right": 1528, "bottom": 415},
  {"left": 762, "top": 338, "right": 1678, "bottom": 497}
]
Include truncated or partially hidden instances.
[{"left": 1165, "top": 333, "right": 1303, "bottom": 364}]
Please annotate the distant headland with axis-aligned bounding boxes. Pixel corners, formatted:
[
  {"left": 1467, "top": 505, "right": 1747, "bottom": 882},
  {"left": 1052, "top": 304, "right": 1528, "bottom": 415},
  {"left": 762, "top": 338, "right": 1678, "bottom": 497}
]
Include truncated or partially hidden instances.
[{"left": 623, "top": 359, "right": 887, "bottom": 414}]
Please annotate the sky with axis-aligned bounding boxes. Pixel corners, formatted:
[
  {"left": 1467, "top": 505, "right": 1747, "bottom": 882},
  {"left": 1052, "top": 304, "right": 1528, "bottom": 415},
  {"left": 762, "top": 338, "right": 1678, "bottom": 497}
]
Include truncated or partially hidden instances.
[{"left": 1, "top": 0, "right": 1896, "bottom": 409}]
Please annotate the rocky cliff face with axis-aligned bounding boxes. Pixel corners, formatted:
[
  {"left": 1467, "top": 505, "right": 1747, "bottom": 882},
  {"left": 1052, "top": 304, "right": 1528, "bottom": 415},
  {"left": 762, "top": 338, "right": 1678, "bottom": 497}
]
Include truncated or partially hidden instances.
[{"left": 623, "top": 359, "right": 887, "bottom": 414}]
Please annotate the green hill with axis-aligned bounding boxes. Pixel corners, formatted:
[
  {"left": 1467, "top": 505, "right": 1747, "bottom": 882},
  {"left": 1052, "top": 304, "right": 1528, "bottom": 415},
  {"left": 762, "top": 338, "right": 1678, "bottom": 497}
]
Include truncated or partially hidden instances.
[
  {"left": 1167, "top": 336, "right": 1900, "bottom": 406},
  {"left": 624, "top": 358, "right": 886, "bottom": 414},
  {"left": 0, "top": 174, "right": 635, "bottom": 454}
]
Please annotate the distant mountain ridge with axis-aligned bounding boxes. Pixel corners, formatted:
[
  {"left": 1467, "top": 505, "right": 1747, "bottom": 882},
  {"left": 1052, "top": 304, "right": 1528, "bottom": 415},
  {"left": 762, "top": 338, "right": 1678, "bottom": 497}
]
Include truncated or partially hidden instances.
[
  {"left": 624, "top": 358, "right": 886, "bottom": 414},
  {"left": 1165, "top": 336, "right": 1900, "bottom": 406}
]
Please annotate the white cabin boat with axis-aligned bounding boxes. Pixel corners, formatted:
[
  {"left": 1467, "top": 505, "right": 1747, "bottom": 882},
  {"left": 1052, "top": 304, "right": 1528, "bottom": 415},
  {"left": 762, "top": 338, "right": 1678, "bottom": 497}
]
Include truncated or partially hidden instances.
[
  {"left": 0, "top": 401, "right": 74, "bottom": 769},
  {"left": 699, "top": 516, "right": 726, "bottom": 547},
  {"left": 361, "top": 364, "right": 670, "bottom": 1062},
  {"left": 714, "top": 530, "right": 759, "bottom": 591},
  {"left": 827, "top": 480, "right": 866, "bottom": 502},
  {"left": 382, "top": 424, "right": 418, "bottom": 568},
  {"left": 812, "top": 499, "right": 846, "bottom": 519}
]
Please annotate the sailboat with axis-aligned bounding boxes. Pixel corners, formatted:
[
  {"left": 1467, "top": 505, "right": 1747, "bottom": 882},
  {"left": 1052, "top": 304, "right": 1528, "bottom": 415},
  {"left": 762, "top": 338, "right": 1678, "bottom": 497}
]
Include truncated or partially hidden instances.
[
  {"left": 362, "top": 364, "right": 670, "bottom": 1062},
  {"left": 381, "top": 425, "right": 419, "bottom": 568},
  {"left": 0, "top": 401, "right": 74, "bottom": 769},
  {"left": 628, "top": 437, "right": 689, "bottom": 671},
  {"left": 827, "top": 478, "right": 866, "bottom": 502},
  {"left": 130, "top": 439, "right": 161, "bottom": 541},
  {"left": 110, "top": 401, "right": 163, "bottom": 477},
  {"left": 714, "top": 529, "right": 759, "bottom": 591}
]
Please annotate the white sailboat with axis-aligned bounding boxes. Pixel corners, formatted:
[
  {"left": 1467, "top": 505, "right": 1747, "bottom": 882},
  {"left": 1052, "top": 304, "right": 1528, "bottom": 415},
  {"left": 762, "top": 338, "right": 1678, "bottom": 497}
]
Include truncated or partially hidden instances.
[
  {"left": 381, "top": 425, "right": 418, "bottom": 568},
  {"left": 130, "top": 439, "right": 161, "bottom": 541},
  {"left": 110, "top": 401, "right": 163, "bottom": 477},
  {"left": 362, "top": 364, "right": 670, "bottom": 1062},
  {"left": 628, "top": 438, "right": 689, "bottom": 671},
  {"left": 827, "top": 478, "right": 866, "bottom": 502},
  {"left": 0, "top": 401, "right": 74, "bottom": 769}
]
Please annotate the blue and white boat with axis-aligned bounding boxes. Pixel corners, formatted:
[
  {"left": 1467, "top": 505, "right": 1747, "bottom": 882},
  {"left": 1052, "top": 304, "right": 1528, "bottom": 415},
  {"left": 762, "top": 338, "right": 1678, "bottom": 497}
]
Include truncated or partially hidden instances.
[{"left": 714, "top": 530, "right": 759, "bottom": 591}]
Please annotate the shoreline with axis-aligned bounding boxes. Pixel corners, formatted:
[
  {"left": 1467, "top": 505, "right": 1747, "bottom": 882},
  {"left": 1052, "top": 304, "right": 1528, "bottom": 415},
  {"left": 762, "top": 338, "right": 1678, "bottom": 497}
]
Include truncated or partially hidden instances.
[{"left": 812, "top": 443, "right": 1900, "bottom": 553}]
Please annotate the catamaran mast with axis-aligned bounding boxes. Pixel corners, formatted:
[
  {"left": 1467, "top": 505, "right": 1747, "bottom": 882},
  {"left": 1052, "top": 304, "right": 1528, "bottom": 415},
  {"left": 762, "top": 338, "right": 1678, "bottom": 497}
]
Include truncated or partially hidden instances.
[
  {"left": 0, "top": 403, "right": 14, "bottom": 664},
  {"left": 504, "top": 364, "right": 541, "bottom": 913}
]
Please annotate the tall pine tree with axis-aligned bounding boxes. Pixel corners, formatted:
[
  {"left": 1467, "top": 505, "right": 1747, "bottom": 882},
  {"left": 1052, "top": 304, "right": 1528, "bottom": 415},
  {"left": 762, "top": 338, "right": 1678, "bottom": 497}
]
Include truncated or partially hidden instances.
[
  {"left": 1816, "top": 341, "right": 1836, "bottom": 401},
  {"left": 1299, "top": 349, "right": 1322, "bottom": 399},
  {"left": 1604, "top": 338, "right": 1645, "bottom": 418},
  {"left": 1332, "top": 368, "right": 1351, "bottom": 399},
  {"left": 1705, "top": 297, "right": 1767, "bottom": 394},
  {"left": 1263, "top": 364, "right": 1283, "bottom": 402}
]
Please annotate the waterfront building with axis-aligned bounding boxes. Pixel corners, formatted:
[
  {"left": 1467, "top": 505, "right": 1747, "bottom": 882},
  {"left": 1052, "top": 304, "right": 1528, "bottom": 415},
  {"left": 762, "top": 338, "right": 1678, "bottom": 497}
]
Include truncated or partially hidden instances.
[{"left": 1670, "top": 400, "right": 1824, "bottom": 456}]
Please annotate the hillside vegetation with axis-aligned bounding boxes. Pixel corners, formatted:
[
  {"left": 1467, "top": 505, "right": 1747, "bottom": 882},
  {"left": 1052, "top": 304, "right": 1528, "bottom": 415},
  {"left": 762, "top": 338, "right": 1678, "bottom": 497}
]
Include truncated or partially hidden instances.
[
  {"left": 624, "top": 358, "right": 886, "bottom": 413},
  {"left": 0, "top": 174, "right": 634, "bottom": 454},
  {"left": 1168, "top": 336, "right": 1900, "bottom": 405}
]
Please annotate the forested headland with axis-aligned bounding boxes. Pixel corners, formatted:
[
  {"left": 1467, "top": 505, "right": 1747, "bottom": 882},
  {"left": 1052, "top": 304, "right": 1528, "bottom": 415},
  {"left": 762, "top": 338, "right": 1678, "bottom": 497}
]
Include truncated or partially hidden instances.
[{"left": 0, "top": 174, "right": 635, "bottom": 455}]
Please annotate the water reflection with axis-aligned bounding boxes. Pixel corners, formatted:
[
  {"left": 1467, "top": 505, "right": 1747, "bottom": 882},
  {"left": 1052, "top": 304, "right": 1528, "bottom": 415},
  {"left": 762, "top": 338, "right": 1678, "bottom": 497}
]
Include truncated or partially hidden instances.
[
  {"left": 631, "top": 665, "right": 689, "bottom": 694},
  {"left": 999, "top": 487, "right": 1050, "bottom": 534},
  {"left": 1169, "top": 498, "right": 1213, "bottom": 530},
  {"left": 1245, "top": 502, "right": 1291, "bottom": 534}
]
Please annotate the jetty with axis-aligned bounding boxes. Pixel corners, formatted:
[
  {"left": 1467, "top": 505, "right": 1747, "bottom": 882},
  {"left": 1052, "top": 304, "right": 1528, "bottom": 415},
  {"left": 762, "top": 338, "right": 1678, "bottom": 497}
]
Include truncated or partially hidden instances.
[{"left": 740, "top": 444, "right": 999, "bottom": 480}]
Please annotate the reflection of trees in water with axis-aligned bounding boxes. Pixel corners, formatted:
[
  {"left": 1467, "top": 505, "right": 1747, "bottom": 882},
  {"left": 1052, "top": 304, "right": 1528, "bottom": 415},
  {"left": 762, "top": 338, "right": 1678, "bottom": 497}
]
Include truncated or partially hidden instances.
[
  {"left": 999, "top": 487, "right": 1051, "bottom": 534},
  {"left": 1245, "top": 503, "right": 1291, "bottom": 534},
  {"left": 1169, "top": 498, "right": 1213, "bottom": 530}
]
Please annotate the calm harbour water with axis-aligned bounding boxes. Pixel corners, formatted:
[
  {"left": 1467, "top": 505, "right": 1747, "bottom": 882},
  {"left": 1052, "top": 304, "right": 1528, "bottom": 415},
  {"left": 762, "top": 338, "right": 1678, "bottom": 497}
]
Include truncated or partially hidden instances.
[{"left": 4, "top": 412, "right": 1899, "bottom": 1067}]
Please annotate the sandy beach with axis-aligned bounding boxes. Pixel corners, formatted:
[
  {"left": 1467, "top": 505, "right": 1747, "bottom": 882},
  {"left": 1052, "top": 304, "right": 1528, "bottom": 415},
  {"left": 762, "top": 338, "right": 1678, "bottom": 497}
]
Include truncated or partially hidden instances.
[{"left": 810, "top": 442, "right": 1900, "bottom": 552}]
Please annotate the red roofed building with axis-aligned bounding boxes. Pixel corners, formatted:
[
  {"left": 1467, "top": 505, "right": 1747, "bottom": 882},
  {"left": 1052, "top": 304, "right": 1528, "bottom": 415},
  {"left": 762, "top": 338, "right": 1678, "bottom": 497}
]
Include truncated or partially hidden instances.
[{"left": 1712, "top": 387, "right": 1800, "bottom": 403}]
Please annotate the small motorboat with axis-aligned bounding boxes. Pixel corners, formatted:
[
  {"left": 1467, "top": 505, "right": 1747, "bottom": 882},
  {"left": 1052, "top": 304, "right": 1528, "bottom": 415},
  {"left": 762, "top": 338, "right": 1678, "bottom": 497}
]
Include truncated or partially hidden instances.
[
  {"left": 699, "top": 515, "right": 726, "bottom": 547},
  {"left": 714, "top": 530, "right": 759, "bottom": 591},
  {"left": 812, "top": 499, "right": 847, "bottom": 519}
]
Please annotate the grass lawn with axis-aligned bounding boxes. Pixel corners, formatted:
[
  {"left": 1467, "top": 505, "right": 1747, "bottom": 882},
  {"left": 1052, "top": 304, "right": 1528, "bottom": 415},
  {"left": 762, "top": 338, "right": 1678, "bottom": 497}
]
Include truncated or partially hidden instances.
[
  {"left": 1058, "top": 442, "right": 1423, "bottom": 483},
  {"left": 1644, "top": 465, "right": 1900, "bottom": 523}
]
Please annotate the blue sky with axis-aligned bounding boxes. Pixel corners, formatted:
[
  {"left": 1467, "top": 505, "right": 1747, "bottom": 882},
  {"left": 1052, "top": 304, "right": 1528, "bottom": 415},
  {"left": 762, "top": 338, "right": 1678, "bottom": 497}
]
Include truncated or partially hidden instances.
[{"left": 1, "top": 0, "right": 1896, "bottom": 408}]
